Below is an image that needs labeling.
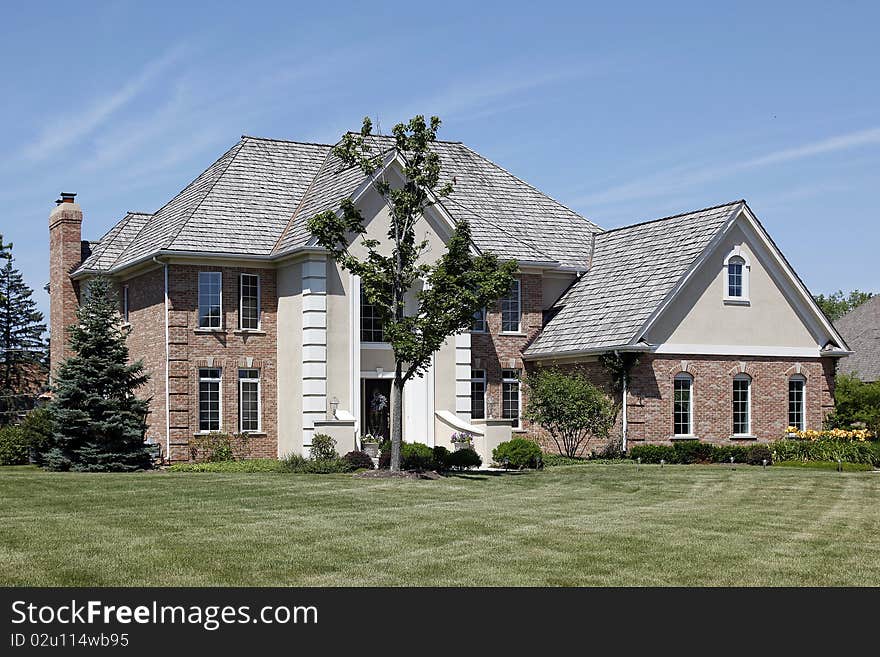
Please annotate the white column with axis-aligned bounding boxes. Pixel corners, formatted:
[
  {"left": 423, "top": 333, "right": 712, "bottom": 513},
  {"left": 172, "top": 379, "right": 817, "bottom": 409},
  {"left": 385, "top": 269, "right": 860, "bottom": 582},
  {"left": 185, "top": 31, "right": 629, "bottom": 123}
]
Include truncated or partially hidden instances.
[
  {"left": 349, "top": 274, "right": 361, "bottom": 439},
  {"left": 455, "top": 332, "right": 472, "bottom": 421},
  {"left": 302, "top": 257, "right": 327, "bottom": 453}
]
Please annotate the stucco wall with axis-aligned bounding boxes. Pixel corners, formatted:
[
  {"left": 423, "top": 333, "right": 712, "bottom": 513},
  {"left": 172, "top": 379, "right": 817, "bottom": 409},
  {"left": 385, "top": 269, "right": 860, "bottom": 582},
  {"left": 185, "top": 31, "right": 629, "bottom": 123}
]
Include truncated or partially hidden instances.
[{"left": 276, "top": 260, "right": 303, "bottom": 457}]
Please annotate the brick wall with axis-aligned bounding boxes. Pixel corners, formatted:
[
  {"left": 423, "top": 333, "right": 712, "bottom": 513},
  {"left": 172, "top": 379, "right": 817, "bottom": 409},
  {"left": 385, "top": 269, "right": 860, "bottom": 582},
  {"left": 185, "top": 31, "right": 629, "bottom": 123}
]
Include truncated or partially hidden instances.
[
  {"left": 48, "top": 203, "right": 82, "bottom": 374},
  {"left": 165, "top": 264, "right": 278, "bottom": 461},
  {"left": 527, "top": 354, "right": 836, "bottom": 455},
  {"left": 471, "top": 273, "right": 543, "bottom": 430}
]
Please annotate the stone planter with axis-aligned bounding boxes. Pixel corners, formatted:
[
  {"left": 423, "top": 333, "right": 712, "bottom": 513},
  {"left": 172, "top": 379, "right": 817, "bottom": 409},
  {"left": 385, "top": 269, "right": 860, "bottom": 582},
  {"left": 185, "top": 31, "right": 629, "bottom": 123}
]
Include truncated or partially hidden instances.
[
  {"left": 362, "top": 442, "right": 379, "bottom": 458},
  {"left": 453, "top": 442, "right": 472, "bottom": 452}
]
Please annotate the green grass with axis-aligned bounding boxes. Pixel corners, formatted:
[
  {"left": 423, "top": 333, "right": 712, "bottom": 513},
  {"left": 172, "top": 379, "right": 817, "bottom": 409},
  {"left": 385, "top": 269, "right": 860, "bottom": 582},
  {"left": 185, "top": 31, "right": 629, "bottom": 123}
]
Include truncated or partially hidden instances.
[
  {"left": 2, "top": 464, "right": 880, "bottom": 586},
  {"left": 774, "top": 460, "right": 875, "bottom": 472},
  {"left": 168, "top": 459, "right": 286, "bottom": 473}
]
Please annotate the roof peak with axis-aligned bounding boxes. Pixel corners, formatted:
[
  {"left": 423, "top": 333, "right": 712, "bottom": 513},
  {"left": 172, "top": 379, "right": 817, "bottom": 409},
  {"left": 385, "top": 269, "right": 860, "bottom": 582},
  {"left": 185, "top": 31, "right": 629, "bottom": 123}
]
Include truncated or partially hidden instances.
[
  {"left": 342, "top": 131, "right": 464, "bottom": 145},
  {"left": 241, "top": 134, "right": 334, "bottom": 147},
  {"left": 603, "top": 200, "right": 745, "bottom": 235}
]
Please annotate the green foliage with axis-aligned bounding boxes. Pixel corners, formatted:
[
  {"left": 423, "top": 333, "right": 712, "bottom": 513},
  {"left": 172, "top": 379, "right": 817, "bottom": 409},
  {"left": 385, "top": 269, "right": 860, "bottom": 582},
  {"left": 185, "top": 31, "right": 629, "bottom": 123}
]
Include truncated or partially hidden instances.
[
  {"left": 671, "top": 440, "right": 716, "bottom": 464},
  {"left": 826, "top": 374, "right": 880, "bottom": 436},
  {"left": 169, "top": 459, "right": 285, "bottom": 473},
  {"left": 0, "top": 425, "right": 29, "bottom": 465},
  {"left": 280, "top": 453, "right": 352, "bottom": 474},
  {"left": 43, "top": 277, "right": 152, "bottom": 472},
  {"left": 310, "top": 433, "right": 338, "bottom": 460},
  {"left": 18, "top": 407, "right": 53, "bottom": 466},
  {"left": 745, "top": 444, "right": 772, "bottom": 466},
  {"left": 307, "top": 115, "right": 517, "bottom": 471},
  {"left": 493, "top": 438, "right": 542, "bottom": 469},
  {"left": 343, "top": 450, "right": 374, "bottom": 470},
  {"left": 432, "top": 445, "right": 450, "bottom": 469},
  {"left": 189, "top": 432, "right": 251, "bottom": 462},
  {"left": 770, "top": 438, "right": 876, "bottom": 465},
  {"left": 523, "top": 367, "right": 616, "bottom": 458},
  {"left": 541, "top": 453, "right": 590, "bottom": 466},
  {"left": 0, "top": 245, "right": 47, "bottom": 425},
  {"left": 400, "top": 442, "right": 435, "bottom": 470},
  {"left": 445, "top": 447, "right": 482, "bottom": 471},
  {"left": 814, "top": 289, "right": 873, "bottom": 321},
  {"left": 712, "top": 445, "right": 752, "bottom": 463},
  {"left": 629, "top": 444, "right": 677, "bottom": 464}
]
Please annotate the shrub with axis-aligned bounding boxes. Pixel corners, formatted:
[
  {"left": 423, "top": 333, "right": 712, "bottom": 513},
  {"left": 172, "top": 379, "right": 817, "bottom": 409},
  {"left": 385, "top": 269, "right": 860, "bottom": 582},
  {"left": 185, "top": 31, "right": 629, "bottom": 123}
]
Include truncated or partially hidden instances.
[
  {"left": 19, "top": 407, "right": 53, "bottom": 465},
  {"left": 169, "top": 459, "right": 284, "bottom": 473},
  {"left": 493, "top": 438, "right": 542, "bottom": 469},
  {"left": 189, "top": 432, "right": 250, "bottom": 462},
  {"left": 310, "top": 433, "right": 338, "bottom": 460},
  {"left": 745, "top": 444, "right": 772, "bottom": 465},
  {"left": 446, "top": 447, "right": 482, "bottom": 471},
  {"left": 712, "top": 445, "right": 751, "bottom": 463},
  {"left": 401, "top": 442, "right": 435, "bottom": 470},
  {"left": 629, "top": 444, "right": 676, "bottom": 464},
  {"left": 343, "top": 450, "right": 374, "bottom": 471},
  {"left": 280, "top": 453, "right": 350, "bottom": 474},
  {"left": 770, "top": 438, "right": 875, "bottom": 464},
  {"left": 432, "top": 445, "right": 450, "bottom": 470},
  {"left": 672, "top": 440, "right": 715, "bottom": 464},
  {"left": 378, "top": 451, "right": 391, "bottom": 469},
  {"left": 0, "top": 425, "right": 29, "bottom": 466}
]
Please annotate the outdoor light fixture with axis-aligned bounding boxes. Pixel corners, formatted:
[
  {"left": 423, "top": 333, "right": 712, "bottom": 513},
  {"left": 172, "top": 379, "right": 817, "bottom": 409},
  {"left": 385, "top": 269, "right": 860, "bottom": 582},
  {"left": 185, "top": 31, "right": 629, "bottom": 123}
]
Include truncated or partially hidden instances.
[
  {"left": 762, "top": 458, "right": 768, "bottom": 469},
  {"left": 660, "top": 459, "right": 665, "bottom": 468},
  {"left": 330, "top": 396, "right": 339, "bottom": 420},
  {"left": 837, "top": 458, "right": 843, "bottom": 473}
]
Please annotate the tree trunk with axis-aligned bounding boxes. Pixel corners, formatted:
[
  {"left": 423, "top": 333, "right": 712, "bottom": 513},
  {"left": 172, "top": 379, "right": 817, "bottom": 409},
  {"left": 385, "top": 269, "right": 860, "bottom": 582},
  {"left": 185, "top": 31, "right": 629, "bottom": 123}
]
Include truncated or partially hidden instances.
[{"left": 390, "top": 368, "right": 404, "bottom": 472}]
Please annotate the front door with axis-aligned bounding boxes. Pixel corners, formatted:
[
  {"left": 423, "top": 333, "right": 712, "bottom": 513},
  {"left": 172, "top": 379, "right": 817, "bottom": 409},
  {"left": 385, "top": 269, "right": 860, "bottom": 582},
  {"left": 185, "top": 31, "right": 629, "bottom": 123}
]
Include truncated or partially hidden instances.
[{"left": 362, "top": 379, "right": 392, "bottom": 442}]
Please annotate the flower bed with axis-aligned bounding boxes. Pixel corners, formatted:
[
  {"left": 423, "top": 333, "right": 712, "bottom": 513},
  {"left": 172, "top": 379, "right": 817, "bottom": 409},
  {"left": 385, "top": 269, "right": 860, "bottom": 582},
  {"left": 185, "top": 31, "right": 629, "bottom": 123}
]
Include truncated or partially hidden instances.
[{"left": 784, "top": 427, "right": 874, "bottom": 441}]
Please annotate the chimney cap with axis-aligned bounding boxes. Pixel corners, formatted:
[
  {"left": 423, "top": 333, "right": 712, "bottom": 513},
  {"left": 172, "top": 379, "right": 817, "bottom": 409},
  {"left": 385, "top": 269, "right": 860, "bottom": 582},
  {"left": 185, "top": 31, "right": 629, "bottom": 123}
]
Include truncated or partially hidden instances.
[{"left": 59, "top": 192, "right": 76, "bottom": 203}]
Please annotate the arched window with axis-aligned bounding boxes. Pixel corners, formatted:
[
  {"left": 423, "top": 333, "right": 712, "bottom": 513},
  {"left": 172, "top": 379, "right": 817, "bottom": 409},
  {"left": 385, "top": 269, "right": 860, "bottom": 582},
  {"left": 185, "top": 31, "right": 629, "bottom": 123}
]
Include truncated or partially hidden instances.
[
  {"left": 732, "top": 374, "right": 752, "bottom": 436},
  {"left": 673, "top": 373, "right": 694, "bottom": 436},
  {"left": 788, "top": 375, "right": 806, "bottom": 431},
  {"left": 723, "top": 247, "right": 750, "bottom": 303}
]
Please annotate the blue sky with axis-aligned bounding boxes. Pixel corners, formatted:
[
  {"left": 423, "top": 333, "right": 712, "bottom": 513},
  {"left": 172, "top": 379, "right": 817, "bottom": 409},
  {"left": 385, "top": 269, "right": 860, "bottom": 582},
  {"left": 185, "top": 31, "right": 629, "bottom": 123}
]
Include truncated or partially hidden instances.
[{"left": 2, "top": 1, "right": 878, "bottom": 319}]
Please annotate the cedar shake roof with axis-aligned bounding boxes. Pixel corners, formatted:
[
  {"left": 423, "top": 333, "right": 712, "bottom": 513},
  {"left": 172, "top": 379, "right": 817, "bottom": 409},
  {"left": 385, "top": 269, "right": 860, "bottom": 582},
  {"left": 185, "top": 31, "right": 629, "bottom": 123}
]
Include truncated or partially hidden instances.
[
  {"left": 73, "top": 133, "right": 602, "bottom": 274},
  {"left": 525, "top": 201, "right": 744, "bottom": 356},
  {"left": 835, "top": 296, "right": 880, "bottom": 382}
]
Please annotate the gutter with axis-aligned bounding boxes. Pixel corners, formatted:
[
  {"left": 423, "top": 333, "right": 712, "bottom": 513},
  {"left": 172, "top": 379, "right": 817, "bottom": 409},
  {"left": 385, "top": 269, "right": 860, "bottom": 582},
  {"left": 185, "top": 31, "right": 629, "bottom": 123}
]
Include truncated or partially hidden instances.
[{"left": 523, "top": 343, "right": 653, "bottom": 362}]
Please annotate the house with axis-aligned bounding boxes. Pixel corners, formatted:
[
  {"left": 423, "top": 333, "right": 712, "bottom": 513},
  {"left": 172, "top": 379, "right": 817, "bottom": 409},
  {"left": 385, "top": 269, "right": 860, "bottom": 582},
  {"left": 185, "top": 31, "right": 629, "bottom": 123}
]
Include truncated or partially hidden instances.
[
  {"left": 835, "top": 296, "right": 880, "bottom": 383},
  {"left": 47, "top": 134, "right": 851, "bottom": 462}
]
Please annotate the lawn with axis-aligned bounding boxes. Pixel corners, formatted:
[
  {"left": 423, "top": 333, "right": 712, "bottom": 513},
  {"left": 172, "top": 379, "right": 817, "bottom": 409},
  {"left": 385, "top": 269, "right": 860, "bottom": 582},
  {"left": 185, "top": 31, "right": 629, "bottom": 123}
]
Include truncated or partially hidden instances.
[{"left": 1, "top": 464, "right": 879, "bottom": 586}]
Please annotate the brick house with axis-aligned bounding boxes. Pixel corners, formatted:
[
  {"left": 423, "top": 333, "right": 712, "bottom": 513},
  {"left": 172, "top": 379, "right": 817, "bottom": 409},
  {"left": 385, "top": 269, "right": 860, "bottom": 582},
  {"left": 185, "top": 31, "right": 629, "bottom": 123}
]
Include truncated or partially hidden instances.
[{"left": 47, "top": 135, "right": 850, "bottom": 462}]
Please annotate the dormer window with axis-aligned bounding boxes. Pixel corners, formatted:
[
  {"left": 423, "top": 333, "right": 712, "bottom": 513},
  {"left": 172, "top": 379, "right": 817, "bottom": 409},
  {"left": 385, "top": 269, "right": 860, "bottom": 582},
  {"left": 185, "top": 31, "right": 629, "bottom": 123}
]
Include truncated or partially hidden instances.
[{"left": 723, "top": 247, "right": 750, "bottom": 304}]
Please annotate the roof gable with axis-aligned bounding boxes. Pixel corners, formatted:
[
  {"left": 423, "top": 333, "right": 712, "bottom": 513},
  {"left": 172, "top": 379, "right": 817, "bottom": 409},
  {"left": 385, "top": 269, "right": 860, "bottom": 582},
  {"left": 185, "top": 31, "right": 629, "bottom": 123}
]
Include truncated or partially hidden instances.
[{"left": 835, "top": 296, "right": 880, "bottom": 381}]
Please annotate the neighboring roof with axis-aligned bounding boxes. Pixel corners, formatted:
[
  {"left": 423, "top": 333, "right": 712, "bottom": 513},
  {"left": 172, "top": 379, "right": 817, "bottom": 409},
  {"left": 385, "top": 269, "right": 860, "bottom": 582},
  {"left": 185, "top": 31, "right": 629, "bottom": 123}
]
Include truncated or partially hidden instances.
[
  {"left": 835, "top": 296, "right": 880, "bottom": 382},
  {"left": 75, "top": 133, "right": 601, "bottom": 275},
  {"left": 526, "top": 201, "right": 744, "bottom": 356}
]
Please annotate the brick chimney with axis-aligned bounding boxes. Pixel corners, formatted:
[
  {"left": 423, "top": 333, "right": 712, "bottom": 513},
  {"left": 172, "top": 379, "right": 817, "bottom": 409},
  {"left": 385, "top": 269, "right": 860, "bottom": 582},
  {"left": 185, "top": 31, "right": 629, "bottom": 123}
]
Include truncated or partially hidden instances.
[{"left": 48, "top": 192, "right": 83, "bottom": 375}]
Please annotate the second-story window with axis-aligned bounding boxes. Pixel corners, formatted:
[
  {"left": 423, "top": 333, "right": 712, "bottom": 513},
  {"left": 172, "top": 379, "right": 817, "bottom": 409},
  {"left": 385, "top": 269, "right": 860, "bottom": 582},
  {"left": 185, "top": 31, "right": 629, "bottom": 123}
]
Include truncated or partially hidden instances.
[
  {"left": 360, "top": 289, "right": 385, "bottom": 343},
  {"left": 239, "top": 273, "right": 260, "bottom": 330},
  {"left": 472, "top": 307, "right": 487, "bottom": 333},
  {"left": 198, "top": 272, "right": 222, "bottom": 329},
  {"left": 500, "top": 280, "right": 521, "bottom": 333}
]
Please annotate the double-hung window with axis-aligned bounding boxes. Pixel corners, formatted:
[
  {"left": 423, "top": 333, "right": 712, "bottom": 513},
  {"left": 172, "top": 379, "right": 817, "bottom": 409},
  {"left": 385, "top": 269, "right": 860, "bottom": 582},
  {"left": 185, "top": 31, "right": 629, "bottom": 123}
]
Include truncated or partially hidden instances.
[
  {"left": 788, "top": 375, "right": 806, "bottom": 431},
  {"left": 470, "top": 369, "right": 486, "bottom": 419},
  {"left": 471, "top": 307, "right": 487, "bottom": 333},
  {"left": 733, "top": 375, "right": 751, "bottom": 435},
  {"left": 198, "top": 368, "right": 222, "bottom": 432},
  {"left": 673, "top": 373, "right": 693, "bottom": 436},
  {"left": 360, "top": 289, "right": 385, "bottom": 342},
  {"left": 239, "top": 274, "right": 260, "bottom": 330},
  {"left": 198, "top": 272, "right": 222, "bottom": 329},
  {"left": 500, "top": 280, "right": 521, "bottom": 333},
  {"left": 501, "top": 368, "right": 521, "bottom": 428},
  {"left": 239, "top": 369, "right": 261, "bottom": 433}
]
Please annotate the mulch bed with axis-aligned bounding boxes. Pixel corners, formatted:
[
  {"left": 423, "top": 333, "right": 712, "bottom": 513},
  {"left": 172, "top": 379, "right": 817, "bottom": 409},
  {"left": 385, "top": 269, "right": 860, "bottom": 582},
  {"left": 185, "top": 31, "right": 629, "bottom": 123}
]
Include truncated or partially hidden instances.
[{"left": 354, "top": 469, "right": 444, "bottom": 480}]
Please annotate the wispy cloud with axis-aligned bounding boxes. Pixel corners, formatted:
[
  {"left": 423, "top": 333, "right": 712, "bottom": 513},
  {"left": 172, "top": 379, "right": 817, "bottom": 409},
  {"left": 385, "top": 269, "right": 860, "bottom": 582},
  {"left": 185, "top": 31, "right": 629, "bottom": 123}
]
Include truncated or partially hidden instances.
[
  {"left": 576, "top": 126, "right": 880, "bottom": 207},
  {"left": 20, "top": 46, "right": 187, "bottom": 162}
]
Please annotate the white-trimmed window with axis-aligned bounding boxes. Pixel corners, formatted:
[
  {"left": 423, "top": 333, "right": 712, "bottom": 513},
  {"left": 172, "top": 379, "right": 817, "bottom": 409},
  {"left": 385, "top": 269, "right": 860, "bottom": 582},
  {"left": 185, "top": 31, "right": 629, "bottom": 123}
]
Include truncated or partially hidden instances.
[
  {"left": 502, "top": 368, "right": 521, "bottom": 428},
  {"left": 732, "top": 374, "right": 752, "bottom": 435},
  {"left": 198, "top": 272, "right": 222, "bottom": 329},
  {"left": 500, "top": 280, "right": 521, "bottom": 333},
  {"left": 122, "top": 285, "right": 129, "bottom": 324},
  {"left": 471, "top": 307, "right": 487, "bottom": 333},
  {"left": 471, "top": 369, "right": 486, "bottom": 419},
  {"left": 788, "top": 375, "right": 806, "bottom": 431},
  {"left": 239, "top": 368, "right": 261, "bottom": 433},
  {"left": 198, "top": 368, "right": 222, "bottom": 432},
  {"left": 723, "top": 247, "right": 750, "bottom": 302},
  {"left": 360, "top": 289, "right": 384, "bottom": 343},
  {"left": 673, "top": 373, "right": 693, "bottom": 436},
  {"left": 239, "top": 274, "right": 260, "bottom": 330}
]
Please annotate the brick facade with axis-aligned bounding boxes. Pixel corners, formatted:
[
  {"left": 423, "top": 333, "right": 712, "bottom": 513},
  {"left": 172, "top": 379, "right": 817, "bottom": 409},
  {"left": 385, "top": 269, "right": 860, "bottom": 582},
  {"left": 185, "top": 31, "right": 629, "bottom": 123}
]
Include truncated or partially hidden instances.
[
  {"left": 471, "top": 273, "right": 543, "bottom": 430},
  {"left": 48, "top": 201, "right": 83, "bottom": 375}
]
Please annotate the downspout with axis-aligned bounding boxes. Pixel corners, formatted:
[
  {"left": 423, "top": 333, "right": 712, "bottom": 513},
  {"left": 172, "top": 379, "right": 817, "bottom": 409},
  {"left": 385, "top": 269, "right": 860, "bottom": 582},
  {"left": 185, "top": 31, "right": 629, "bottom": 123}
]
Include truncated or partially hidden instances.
[
  {"left": 615, "top": 349, "right": 628, "bottom": 453},
  {"left": 154, "top": 256, "right": 170, "bottom": 463}
]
